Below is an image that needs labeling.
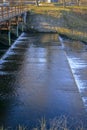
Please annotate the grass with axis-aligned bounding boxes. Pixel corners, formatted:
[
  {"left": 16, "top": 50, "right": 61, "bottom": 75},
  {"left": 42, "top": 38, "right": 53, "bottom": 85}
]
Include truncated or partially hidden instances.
[
  {"left": 27, "top": 4, "right": 87, "bottom": 43},
  {"left": 0, "top": 116, "right": 86, "bottom": 130}
]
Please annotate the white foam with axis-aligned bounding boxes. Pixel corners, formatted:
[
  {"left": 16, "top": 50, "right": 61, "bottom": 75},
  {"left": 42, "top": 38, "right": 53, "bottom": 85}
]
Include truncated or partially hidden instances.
[
  {"left": 67, "top": 56, "right": 87, "bottom": 111},
  {"left": 0, "top": 33, "right": 25, "bottom": 62}
]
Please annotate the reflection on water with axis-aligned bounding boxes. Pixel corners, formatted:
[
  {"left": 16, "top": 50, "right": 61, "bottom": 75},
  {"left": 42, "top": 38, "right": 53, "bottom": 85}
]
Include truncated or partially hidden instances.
[{"left": 0, "top": 33, "right": 87, "bottom": 128}]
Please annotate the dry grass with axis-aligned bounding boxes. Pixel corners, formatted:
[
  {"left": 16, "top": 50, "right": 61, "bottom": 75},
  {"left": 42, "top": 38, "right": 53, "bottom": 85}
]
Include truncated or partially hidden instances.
[
  {"left": 27, "top": 4, "right": 87, "bottom": 43},
  {"left": 0, "top": 116, "right": 86, "bottom": 130}
]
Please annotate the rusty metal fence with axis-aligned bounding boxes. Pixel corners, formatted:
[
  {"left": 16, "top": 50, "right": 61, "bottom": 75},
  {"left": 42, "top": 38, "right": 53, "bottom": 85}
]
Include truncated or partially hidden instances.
[{"left": 0, "top": 4, "right": 28, "bottom": 23}]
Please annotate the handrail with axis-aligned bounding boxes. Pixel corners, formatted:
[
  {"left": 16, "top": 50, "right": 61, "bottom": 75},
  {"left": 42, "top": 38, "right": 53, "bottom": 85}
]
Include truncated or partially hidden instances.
[{"left": 0, "top": 5, "right": 28, "bottom": 22}]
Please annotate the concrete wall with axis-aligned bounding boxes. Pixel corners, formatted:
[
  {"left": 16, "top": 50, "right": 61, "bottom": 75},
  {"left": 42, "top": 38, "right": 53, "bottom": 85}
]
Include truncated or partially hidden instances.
[{"left": 25, "top": 12, "right": 64, "bottom": 33}]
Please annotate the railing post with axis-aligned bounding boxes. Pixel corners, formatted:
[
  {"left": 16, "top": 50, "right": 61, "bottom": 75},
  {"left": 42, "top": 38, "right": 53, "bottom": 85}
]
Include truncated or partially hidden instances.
[
  {"left": 7, "top": 6, "right": 9, "bottom": 17},
  {"left": 8, "top": 30, "right": 11, "bottom": 46},
  {"left": 21, "top": 20, "right": 24, "bottom": 32},
  {"left": 1, "top": 6, "right": 3, "bottom": 19},
  {"left": 8, "top": 21, "right": 11, "bottom": 46},
  {"left": 16, "top": 18, "right": 19, "bottom": 37},
  {"left": 17, "top": 23, "right": 19, "bottom": 37},
  {"left": 11, "top": 6, "right": 13, "bottom": 17},
  {"left": 15, "top": 6, "right": 16, "bottom": 15}
]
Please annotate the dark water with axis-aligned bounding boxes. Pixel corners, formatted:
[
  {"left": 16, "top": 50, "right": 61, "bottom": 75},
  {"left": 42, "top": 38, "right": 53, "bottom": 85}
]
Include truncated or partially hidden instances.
[
  {"left": 0, "top": 44, "right": 9, "bottom": 59},
  {"left": 0, "top": 33, "right": 87, "bottom": 129}
]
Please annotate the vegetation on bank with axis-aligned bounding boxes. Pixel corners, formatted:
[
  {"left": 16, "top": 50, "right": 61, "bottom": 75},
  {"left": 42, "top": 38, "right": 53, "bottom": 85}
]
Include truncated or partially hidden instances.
[
  {"left": 0, "top": 116, "right": 87, "bottom": 130},
  {"left": 28, "top": 4, "right": 87, "bottom": 43}
]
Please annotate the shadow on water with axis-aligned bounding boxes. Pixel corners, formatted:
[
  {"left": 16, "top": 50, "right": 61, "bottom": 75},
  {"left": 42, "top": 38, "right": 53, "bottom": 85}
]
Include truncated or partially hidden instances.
[
  {"left": 0, "top": 44, "right": 9, "bottom": 59},
  {"left": 0, "top": 33, "right": 87, "bottom": 129}
]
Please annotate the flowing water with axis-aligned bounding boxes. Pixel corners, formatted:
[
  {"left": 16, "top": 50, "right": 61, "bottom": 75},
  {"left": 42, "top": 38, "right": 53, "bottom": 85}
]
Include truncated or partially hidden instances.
[
  {"left": 0, "top": 33, "right": 87, "bottom": 129},
  {"left": 62, "top": 39, "right": 87, "bottom": 112}
]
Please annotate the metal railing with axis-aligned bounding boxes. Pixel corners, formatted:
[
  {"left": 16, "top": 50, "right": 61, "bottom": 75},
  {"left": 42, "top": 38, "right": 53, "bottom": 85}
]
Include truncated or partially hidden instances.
[{"left": 0, "top": 4, "right": 28, "bottom": 23}]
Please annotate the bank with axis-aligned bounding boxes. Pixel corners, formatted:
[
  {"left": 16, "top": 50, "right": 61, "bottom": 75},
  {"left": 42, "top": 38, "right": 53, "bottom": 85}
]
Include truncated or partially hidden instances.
[{"left": 25, "top": 5, "right": 87, "bottom": 43}]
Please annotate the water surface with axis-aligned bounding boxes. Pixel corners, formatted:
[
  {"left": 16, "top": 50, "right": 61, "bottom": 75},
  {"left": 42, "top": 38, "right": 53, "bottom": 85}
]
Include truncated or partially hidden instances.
[{"left": 0, "top": 33, "right": 87, "bottom": 129}]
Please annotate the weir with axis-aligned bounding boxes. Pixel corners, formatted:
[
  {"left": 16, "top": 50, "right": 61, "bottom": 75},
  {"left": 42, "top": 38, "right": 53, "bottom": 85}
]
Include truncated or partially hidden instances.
[
  {"left": 0, "top": 3, "right": 87, "bottom": 128},
  {"left": 0, "top": 33, "right": 87, "bottom": 128}
]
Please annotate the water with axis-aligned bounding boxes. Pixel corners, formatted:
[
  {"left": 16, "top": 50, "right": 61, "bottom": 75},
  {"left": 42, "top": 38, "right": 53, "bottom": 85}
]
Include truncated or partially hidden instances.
[
  {"left": 0, "top": 33, "right": 87, "bottom": 129},
  {"left": 62, "top": 39, "right": 87, "bottom": 112},
  {"left": 0, "top": 44, "right": 9, "bottom": 59}
]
